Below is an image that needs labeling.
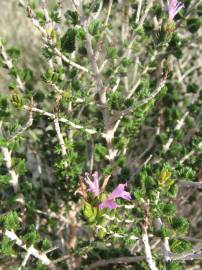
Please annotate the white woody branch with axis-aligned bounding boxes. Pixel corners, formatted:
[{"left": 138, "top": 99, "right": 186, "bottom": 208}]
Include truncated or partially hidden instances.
[
  {"left": 18, "top": 1, "right": 89, "bottom": 74},
  {"left": 180, "top": 141, "right": 202, "bottom": 164},
  {"left": 163, "top": 111, "right": 189, "bottom": 153},
  {"left": 23, "top": 105, "right": 98, "bottom": 135},
  {"left": 113, "top": 78, "right": 167, "bottom": 121},
  {"left": 179, "top": 181, "right": 202, "bottom": 188},
  {"left": 142, "top": 202, "right": 159, "bottom": 270},
  {"left": 153, "top": 191, "right": 171, "bottom": 264},
  {"left": 142, "top": 229, "right": 159, "bottom": 270},
  {"left": 53, "top": 117, "right": 68, "bottom": 169},
  {"left": 0, "top": 121, "right": 19, "bottom": 193},
  {"left": 5, "top": 230, "right": 51, "bottom": 266},
  {"left": 8, "top": 110, "right": 33, "bottom": 141},
  {"left": 0, "top": 43, "right": 25, "bottom": 92},
  {"left": 54, "top": 48, "right": 90, "bottom": 73},
  {"left": 74, "top": 1, "right": 118, "bottom": 162}
]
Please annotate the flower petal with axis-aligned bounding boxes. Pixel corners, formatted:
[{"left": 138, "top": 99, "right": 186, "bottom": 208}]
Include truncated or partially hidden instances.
[
  {"left": 84, "top": 171, "right": 100, "bottom": 196},
  {"left": 99, "top": 198, "right": 118, "bottom": 210},
  {"left": 111, "top": 183, "right": 132, "bottom": 201},
  {"left": 92, "top": 171, "right": 100, "bottom": 196},
  {"left": 167, "top": 0, "right": 184, "bottom": 21}
]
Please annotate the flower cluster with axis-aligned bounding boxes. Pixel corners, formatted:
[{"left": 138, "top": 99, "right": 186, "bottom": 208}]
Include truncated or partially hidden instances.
[
  {"left": 167, "top": 0, "right": 184, "bottom": 21},
  {"left": 84, "top": 172, "right": 132, "bottom": 210}
]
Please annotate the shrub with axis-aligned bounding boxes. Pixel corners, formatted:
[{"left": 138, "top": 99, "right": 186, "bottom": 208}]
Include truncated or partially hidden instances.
[{"left": 0, "top": 0, "right": 202, "bottom": 269}]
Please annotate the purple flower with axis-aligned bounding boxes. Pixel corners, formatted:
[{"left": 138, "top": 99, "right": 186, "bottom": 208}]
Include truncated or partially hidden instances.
[
  {"left": 84, "top": 171, "right": 100, "bottom": 196},
  {"left": 167, "top": 0, "right": 184, "bottom": 21},
  {"left": 99, "top": 183, "right": 132, "bottom": 210}
]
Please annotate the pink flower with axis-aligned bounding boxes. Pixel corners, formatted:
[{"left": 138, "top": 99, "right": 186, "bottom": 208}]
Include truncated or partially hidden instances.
[
  {"left": 99, "top": 183, "right": 132, "bottom": 210},
  {"left": 84, "top": 171, "right": 100, "bottom": 196},
  {"left": 167, "top": 0, "right": 184, "bottom": 21}
]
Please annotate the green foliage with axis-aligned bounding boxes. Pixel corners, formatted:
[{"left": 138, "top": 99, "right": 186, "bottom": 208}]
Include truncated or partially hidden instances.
[
  {"left": 88, "top": 20, "right": 102, "bottom": 36},
  {"left": 166, "top": 262, "right": 183, "bottom": 270},
  {"left": 0, "top": 211, "right": 19, "bottom": 231},
  {"left": 168, "top": 33, "right": 183, "bottom": 59},
  {"left": 0, "top": 236, "right": 14, "bottom": 257},
  {"left": 159, "top": 225, "right": 173, "bottom": 238},
  {"left": 35, "top": 262, "right": 47, "bottom": 270},
  {"left": 23, "top": 226, "right": 40, "bottom": 246},
  {"left": 187, "top": 18, "right": 202, "bottom": 32},
  {"left": 35, "top": 11, "right": 46, "bottom": 26},
  {"left": 0, "top": 175, "right": 11, "bottom": 188},
  {"left": 170, "top": 239, "right": 192, "bottom": 253},
  {"left": 50, "top": 5, "right": 61, "bottom": 23},
  {"left": 106, "top": 47, "right": 119, "bottom": 59},
  {"left": 108, "top": 91, "right": 124, "bottom": 110},
  {"left": 158, "top": 169, "right": 174, "bottom": 189},
  {"left": 83, "top": 202, "right": 98, "bottom": 223},
  {"left": 176, "top": 166, "right": 196, "bottom": 179},
  {"left": 64, "top": 10, "right": 79, "bottom": 25},
  {"left": 13, "top": 158, "right": 27, "bottom": 175},
  {"left": 10, "top": 92, "right": 24, "bottom": 108},
  {"left": 0, "top": 94, "right": 10, "bottom": 118},
  {"left": 171, "top": 217, "right": 189, "bottom": 235},
  {"left": 61, "top": 29, "right": 77, "bottom": 53},
  {"left": 94, "top": 143, "right": 108, "bottom": 162},
  {"left": 197, "top": 4, "right": 202, "bottom": 16},
  {"left": 7, "top": 47, "right": 21, "bottom": 61},
  {"left": 158, "top": 202, "right": 176, "bottom": 217}
]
